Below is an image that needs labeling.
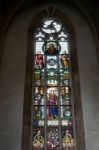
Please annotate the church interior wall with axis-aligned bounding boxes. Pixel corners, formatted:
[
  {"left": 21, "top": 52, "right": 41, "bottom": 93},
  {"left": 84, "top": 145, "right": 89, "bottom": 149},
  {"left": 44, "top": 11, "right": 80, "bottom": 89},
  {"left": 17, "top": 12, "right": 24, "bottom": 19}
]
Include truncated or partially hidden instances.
[{"left": 0, "top": 3, "right": 99, "bottom": 150}]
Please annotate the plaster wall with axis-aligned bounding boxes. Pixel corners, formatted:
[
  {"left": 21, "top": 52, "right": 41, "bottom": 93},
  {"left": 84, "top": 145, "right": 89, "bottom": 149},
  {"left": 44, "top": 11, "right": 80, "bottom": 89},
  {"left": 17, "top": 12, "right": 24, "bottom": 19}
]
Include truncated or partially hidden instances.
[{"left": 0, "top": 3, "right": 99, "bottom": 150}]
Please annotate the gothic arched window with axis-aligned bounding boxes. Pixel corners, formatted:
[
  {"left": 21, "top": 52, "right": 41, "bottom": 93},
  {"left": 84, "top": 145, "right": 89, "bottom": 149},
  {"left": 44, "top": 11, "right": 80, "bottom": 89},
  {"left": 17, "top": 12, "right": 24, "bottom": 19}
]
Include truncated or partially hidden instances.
[{"left": 32, "top": 17, "right": 75, "bottom": 150}]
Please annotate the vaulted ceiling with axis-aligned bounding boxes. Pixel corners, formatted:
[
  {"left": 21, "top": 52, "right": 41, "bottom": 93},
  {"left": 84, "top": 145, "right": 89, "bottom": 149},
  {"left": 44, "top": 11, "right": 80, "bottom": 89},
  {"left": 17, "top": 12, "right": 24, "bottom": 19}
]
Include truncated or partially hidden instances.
[
  {"left": 0, "top": 0, "right": 99, "bottom": 67},
  {"left": 1, "top": 0, "right": 99, "bottom": 19},
  {"left": 0, "top": 0, "right": 99, "bottom": 34}
]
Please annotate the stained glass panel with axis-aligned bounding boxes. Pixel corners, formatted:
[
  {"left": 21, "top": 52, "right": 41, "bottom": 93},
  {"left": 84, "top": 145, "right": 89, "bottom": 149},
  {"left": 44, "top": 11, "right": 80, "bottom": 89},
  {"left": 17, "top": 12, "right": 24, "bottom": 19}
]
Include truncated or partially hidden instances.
[
  {"left": 47, "top": 128, "right": 59, "bottom": 149},
  {"left": 32, "top": 128, "right": 44, "bottom": 149},
  {"left": 62, "top": 129, "right": 74, "bottom": 149},
  {"left": 32, "top": 17, "right": 75, "bottom": 150}
]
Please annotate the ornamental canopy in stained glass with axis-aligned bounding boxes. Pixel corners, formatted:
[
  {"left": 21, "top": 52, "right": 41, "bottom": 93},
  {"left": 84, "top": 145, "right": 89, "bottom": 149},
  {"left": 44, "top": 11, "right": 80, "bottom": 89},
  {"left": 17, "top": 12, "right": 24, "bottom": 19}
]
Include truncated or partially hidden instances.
[{"left": 32, "top": 17, "right": 75, "bottom": 150}]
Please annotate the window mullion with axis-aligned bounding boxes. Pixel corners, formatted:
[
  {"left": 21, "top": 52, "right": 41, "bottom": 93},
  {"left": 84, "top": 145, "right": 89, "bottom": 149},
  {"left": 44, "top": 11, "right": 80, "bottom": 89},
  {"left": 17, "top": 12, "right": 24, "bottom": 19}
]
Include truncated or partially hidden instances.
[
  {"left": 57, "top": 54, "right": 62, "bottom": 150},
  {"left": 44, "top": 54, "right": 47, "bottom": 150}
]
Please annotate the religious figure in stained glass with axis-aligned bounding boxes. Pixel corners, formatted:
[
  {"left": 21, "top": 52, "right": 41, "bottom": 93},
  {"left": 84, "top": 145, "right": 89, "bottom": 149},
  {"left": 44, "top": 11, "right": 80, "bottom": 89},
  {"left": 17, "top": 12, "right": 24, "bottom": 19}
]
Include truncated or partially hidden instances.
[
  {"left": 47, "top": 89, "right": 57, "bottom": 105},
  {"left": 45, "top": 43, "right": 59, "bottom": 55},
  {"left": 35, "top": 54, "right": 44, "bottom": 69},
  {"left": 62, "top": 130, "right": 74, "bottom": 149},
  {"left": 61, "top": 54, "right": 70, "bottom": 68},
  {"left": 32, "top": 130, "right": 44, "bottom": 148},
  {"left": 32, "top": 17, "right": 75, "bottom": 150}
]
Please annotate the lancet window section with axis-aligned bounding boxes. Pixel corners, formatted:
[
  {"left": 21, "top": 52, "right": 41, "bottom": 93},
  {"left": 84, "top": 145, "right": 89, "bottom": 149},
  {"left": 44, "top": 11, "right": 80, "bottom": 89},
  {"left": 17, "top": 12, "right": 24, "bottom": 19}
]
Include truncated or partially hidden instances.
[{"left": 32, "top": 18, "right": 75, "bottom": 150}]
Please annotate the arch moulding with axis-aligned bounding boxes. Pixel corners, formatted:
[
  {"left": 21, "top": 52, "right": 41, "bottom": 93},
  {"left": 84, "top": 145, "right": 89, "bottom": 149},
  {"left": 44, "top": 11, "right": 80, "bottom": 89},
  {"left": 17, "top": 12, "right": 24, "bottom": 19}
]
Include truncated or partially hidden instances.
[{"left": 21, "top": 8, "right": 86, "bottom": 150}]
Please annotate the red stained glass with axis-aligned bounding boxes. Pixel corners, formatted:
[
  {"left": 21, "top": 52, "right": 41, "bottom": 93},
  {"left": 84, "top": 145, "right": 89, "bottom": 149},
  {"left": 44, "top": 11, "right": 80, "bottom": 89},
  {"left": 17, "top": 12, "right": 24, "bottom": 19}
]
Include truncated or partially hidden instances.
[{"left": 32, "top": 17, "right": 75, "bottom": 149}]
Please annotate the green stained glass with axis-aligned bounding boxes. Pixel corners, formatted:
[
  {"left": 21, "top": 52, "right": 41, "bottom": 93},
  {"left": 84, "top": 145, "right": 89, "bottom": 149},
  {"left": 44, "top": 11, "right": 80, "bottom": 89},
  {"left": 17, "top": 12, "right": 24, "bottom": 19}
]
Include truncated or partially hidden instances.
[
  {"left": 62, "top": 129, "right": 74, "bottom": 149},
  {"left": 32, "top": 129, "right": 44, "bottom": 149},
  {"left": 32, "top": 17, "right": 75, "bottom": 150}
]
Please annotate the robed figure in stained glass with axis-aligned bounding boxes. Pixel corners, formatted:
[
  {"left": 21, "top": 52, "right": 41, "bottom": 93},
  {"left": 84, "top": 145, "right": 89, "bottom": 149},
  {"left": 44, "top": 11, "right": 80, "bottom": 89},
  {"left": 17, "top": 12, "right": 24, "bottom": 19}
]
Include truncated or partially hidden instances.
[
  {"left": 45, "top": 43, "right": 59, "bottom": 55},
  {"left": 32, "top": 17, "right": 75, "bottom": 150}
]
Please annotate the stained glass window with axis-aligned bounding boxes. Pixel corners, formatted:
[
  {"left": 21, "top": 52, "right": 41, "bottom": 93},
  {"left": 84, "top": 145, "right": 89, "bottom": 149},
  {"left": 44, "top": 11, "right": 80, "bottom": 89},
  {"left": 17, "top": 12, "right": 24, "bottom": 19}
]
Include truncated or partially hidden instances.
[{"left": 32, "top": 17, "right": 75, "bottom": 150}]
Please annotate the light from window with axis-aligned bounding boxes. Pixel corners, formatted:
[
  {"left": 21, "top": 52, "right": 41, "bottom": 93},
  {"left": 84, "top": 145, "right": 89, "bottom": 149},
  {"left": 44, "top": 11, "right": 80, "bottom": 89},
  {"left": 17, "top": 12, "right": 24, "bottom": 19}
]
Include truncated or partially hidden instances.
[{"left": 32, "top": 17, "right": 75, "bottom": 150}]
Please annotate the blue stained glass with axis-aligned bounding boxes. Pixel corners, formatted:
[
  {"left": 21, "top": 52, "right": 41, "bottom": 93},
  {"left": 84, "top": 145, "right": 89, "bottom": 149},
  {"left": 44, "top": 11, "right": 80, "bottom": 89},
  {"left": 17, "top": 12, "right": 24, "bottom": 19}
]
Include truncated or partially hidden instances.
[
  {"left": 32, "top": 17, "right": 75, "bottom": 150},
  {"left": 32, "top": 106, "right": 45, "bottom": 127},
  {"left": 47, "top": 106, "right": 58, "bottom": 120}
]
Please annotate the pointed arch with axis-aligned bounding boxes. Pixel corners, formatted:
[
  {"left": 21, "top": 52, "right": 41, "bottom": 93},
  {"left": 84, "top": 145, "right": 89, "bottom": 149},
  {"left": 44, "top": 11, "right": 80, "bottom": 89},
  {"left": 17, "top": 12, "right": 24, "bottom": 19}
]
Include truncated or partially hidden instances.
[{"left": 21, "top": 8, "right": 86, "bottom": 150}]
